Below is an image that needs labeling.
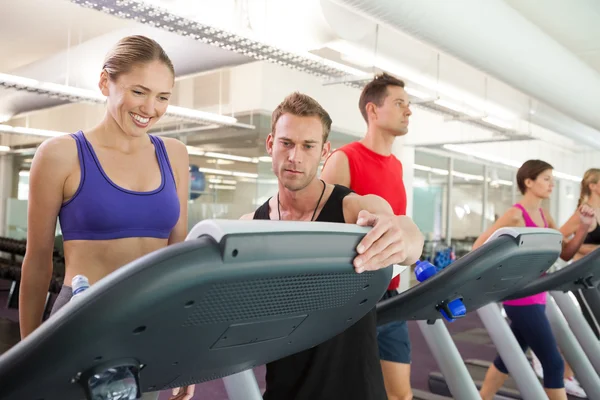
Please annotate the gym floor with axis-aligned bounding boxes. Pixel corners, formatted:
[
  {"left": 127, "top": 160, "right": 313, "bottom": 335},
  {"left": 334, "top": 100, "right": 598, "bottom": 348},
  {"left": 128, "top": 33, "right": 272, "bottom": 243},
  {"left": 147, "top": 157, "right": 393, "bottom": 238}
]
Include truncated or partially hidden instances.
[{"left": 0, "top": 279, "right": 497, "bottom": 399}]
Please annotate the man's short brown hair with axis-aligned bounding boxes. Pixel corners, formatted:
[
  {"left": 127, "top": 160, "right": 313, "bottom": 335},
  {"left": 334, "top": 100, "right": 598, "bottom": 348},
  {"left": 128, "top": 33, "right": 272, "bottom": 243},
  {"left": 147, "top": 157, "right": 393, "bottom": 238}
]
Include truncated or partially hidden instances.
[
  {"left": 271, "top": 92, "right": 333, "bottom": 143},
  {"left": 359, "top": 73, "right": 406, "bottom": 123}
]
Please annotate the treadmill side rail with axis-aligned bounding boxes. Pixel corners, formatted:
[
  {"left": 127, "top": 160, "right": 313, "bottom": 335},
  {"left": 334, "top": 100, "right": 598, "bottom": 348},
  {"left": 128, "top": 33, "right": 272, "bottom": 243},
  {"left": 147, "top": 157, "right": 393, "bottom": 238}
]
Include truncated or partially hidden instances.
[
  {"left": 377, "top": 228, "right": 562, "bottom": 325},
  {"left": 546, "top": 294, "right": 600, "bottom": 399}
]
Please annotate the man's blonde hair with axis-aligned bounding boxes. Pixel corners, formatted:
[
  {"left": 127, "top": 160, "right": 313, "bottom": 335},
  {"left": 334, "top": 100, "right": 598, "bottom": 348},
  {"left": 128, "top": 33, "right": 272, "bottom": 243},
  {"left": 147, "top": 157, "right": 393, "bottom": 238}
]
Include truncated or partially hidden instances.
[{"left": 271, "top": 92, "right": 332, "bottom": 143}]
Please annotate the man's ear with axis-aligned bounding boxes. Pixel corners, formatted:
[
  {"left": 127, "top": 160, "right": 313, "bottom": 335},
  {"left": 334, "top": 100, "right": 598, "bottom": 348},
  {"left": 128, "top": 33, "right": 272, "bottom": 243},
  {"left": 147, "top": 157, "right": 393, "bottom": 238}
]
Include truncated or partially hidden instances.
[
  {"left": 266, "top": 133, "right": 274, "bottom": 156},
  {"left": 366, "top": 102, "right": 378, "bottom": 122},
  {"left": 321, "top": 141, "right": 331, "bottom": 160}
]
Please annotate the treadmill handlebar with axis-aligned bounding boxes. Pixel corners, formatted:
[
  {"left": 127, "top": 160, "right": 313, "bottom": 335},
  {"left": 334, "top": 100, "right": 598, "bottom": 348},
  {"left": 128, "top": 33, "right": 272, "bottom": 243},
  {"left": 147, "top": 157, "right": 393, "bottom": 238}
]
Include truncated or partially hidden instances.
[
  {"left": 415, "top": 260, "right": 466, "bottom": 322},
  {"left": 484, "top": 227, "right": 561, "bottom": 243},
  {"left": 187, "top": 219, "right": 372, "bottom": 241}
]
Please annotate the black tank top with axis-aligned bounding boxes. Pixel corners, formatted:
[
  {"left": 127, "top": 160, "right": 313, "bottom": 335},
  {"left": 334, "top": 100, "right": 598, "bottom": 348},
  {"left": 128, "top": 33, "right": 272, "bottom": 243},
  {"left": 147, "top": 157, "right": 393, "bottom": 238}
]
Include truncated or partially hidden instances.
[
  {"left": 584, "top": 223, "right": 600, "bottom": 245},
  {"left": 255, "top": 184, "right": 387, "bottom": 400}
]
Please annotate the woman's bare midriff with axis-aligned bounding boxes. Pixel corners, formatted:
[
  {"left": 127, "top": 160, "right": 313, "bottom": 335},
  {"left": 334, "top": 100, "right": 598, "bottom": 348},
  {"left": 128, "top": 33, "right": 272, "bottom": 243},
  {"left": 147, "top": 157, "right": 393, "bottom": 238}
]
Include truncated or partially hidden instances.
[{"left": 63, "top": 237, "right": 169, "bottom": 286}]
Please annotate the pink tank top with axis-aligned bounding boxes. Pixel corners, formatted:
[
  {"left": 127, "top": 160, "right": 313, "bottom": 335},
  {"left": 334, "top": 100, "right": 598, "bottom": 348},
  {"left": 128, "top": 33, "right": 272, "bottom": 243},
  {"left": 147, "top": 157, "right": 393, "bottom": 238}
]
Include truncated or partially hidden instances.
[{"left": 503, "top": 203, "right": 549, "bottom": 306}]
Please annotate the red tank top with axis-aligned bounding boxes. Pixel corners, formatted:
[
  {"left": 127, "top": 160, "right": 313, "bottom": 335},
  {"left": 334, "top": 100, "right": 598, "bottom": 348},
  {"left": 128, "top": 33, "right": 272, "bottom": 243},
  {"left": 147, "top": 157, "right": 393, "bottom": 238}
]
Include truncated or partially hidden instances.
[{"left": 328, "top": 141, "right": 408, "bottom": 290}]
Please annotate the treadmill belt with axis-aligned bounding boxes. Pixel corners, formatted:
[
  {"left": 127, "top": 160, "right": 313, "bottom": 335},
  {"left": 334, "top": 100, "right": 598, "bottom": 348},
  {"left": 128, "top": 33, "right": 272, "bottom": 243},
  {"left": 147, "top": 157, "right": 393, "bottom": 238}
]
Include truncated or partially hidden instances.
[{"left": 429, "top": 359, "right": 580, "bottom": 400}]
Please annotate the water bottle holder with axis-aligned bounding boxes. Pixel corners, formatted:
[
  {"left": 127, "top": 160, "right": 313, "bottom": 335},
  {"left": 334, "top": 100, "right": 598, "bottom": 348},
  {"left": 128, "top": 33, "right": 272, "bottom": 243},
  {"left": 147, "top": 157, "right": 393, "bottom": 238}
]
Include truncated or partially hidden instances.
[
  {"left": 435, "top": 297, "right": 466, "bottom": 322},
  {"left": 76, "top": 358, "right": 142, "bottom": 400},
  {"left": 576, "top": 276, "right": 596, "bottom": 290}
]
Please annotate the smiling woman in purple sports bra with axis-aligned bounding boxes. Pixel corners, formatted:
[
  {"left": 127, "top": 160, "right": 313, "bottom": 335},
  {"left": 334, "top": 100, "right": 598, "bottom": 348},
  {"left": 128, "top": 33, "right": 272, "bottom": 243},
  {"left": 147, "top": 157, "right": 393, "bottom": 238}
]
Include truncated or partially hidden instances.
[
  {"left": 18, "top": 36, "right": 192, "bottom": 400},
  {"left": 472, "top": 160, "right": 595, "bottom": 400}
]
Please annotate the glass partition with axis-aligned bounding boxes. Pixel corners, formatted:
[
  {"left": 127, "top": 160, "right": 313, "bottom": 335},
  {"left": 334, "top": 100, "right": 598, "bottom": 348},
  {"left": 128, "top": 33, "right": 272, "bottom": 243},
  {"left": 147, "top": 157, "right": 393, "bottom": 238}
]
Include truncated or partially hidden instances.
[
  {"left": 413, "top": 151, "right": 448, "bottom": 263},
  {"left": 186, "top": 114, "right": 362, "bottom": 227},
  {"left": 485, "top": 166, "right": 516, "bottom": 227}
]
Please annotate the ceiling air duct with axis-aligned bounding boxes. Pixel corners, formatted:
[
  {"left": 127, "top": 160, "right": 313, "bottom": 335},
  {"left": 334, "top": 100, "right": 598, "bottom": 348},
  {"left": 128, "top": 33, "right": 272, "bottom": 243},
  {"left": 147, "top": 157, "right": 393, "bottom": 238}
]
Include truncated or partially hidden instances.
[{"left": 332, "top": 0, "right": 600, "bottom": 142}]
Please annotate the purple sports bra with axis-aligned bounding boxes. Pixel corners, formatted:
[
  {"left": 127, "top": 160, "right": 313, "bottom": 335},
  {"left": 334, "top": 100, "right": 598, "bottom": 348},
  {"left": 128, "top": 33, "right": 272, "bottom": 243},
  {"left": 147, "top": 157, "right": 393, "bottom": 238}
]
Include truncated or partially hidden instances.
[{"left": 58, "top": 131, "right": 180, "bottom": 241}]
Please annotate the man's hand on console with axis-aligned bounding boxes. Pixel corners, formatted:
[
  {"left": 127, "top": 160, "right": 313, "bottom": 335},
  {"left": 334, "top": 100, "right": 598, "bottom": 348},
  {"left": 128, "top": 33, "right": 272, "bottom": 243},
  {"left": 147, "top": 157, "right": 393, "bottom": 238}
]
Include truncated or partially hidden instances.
[{"left": 353, "top": 210, "right": 423, "bottom": 273}]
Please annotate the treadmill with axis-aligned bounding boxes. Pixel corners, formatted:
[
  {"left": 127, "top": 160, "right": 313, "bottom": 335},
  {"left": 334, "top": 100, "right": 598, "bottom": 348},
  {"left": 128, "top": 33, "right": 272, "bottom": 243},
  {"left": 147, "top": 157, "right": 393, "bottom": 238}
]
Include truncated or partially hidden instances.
[
  {"left": 429, "top": 246, "right": 600, "bottom": 399},
  {"left": 378, "top": 227, "right": 562, "bottom": 400},
  {"left": 0, "top": 220, "right": 393, "bottom": 400},
  {"left": 0, "top": 223, "right": 561, "bottom": 400}
]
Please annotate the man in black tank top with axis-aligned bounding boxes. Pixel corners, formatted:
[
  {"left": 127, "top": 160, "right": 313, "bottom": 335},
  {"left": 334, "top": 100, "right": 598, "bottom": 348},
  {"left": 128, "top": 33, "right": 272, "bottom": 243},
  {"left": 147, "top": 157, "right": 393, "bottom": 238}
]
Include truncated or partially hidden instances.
[{"left": 240, "top": 93, "right": 424, "bottom": 399}]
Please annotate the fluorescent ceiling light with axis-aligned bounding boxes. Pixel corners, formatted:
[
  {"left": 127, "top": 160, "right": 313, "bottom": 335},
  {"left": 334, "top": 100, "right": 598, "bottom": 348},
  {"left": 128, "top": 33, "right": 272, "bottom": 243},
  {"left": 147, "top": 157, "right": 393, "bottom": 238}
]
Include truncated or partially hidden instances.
[
  {"left": 0, "top": 72, "right": 105, "bottom": 103},
  {"left": 233, "top": 171, "right": 259, "bottom": 178},
  {"left": 0, "top": 145, "right": 10, "bottom": 152},
  {"left": 239, "top": 177, "right": 259, "bottom": 183},
  {"left": 166, "top": 105, "right": 237, "bottom": 126},
  {"left": 258, "top": 156, "right": 273, "bottom": 163},
  {"left": 453, "top": 171, "right": 484, "bottom": 181},
  {"left": 482, "top": 116, "right": 513, "bottom": 130},
  {"left": 188, "top": 148, "right": 261, "bottom": 164},
  {"left": 209, "top": 184, "right": 236, "bottom": 191},
  {"left": 0, "top": 72, "right": 247, "bottom": 128},
  {"left": 206, "top": 159, "right": 234, "bottom": 165},
  {"left": 257, "top": 178, "right": 279, "bottom": 184},
  {"left": 413, "top": 164, "right": 450, "bottom": 176},
  {"left": 413, "top": 164, "right": 432, "bottom": 172},
  {"left": 209, "top": 178, "right": 237, "bottom": 185},
  {"left": 199, "top": 167, "right": 234, "bottom": 176},
  {"left": 414, "top": 162, "right": 513, "bottom": 186},
  {"left": 443, "top": 144, "right": 522, "bottom": 168},
  {"left": 199, "top": 167, "right": 258, "bottom": 179},
  {"left": 0, "top": 124, "right": 67, "bottom": 138},
  {"left": 553, "top": 171, "right": 582, "bottom": 183},
  {"left": 186, "top": 146, "right": 205, "bottom": 156},
  {"left": 203, "top": 151, "right": 257, "bottom": 163}
]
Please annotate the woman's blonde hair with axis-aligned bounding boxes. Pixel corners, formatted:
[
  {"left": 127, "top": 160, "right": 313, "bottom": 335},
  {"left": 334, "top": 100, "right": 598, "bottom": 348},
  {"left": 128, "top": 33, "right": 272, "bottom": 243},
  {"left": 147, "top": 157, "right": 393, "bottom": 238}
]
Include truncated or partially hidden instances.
[
  {"left": 578, "top": 168, "right": 600, "bottom": 206},
  {"left": 103, "top": 35, "right": 174, "bottom": 81}
]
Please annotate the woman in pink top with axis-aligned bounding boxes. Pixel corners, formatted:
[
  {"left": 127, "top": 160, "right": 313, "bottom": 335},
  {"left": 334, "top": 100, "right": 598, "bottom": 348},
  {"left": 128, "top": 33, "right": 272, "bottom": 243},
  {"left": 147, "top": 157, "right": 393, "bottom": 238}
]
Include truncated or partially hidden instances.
[{"left": 473, "top": 160, "right": 594, "bottom": 400}]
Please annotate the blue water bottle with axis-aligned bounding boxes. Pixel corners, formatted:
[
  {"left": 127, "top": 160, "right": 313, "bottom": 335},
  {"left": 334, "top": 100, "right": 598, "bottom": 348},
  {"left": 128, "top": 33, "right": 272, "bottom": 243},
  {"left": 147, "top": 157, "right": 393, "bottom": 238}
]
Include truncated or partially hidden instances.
[
  {"left": 414, "top": 260, "right": 466, "bottom": 322},
  {"left": 415, "top": 260, "right": 437, "bottom": 282}
]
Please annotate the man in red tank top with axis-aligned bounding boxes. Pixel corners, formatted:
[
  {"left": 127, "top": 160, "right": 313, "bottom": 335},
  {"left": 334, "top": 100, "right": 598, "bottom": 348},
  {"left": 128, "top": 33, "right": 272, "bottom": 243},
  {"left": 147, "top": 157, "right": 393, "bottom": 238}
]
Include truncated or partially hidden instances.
[{"left": 321, "top": 73, "right": 414, "bottom": 400}]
